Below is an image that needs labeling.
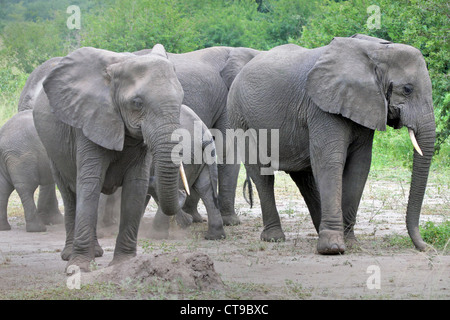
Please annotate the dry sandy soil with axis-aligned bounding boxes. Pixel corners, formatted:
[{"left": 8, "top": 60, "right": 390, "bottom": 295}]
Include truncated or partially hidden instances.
[{"left": 0, "top": 168, "right": 448, "bottom": 300}]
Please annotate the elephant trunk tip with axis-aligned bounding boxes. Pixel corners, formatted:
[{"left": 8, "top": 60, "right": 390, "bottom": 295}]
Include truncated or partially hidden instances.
[{"left": 407, "top": 225, "right": 427, "bottom": 251}]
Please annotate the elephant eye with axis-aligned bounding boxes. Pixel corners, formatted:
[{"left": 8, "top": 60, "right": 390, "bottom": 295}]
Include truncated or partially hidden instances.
[
  {"left": 403, "top": 84, "right": 413, "bottom": 96},
  {"left": 132, "top": 97, "right": 143, "bottom": 110}
]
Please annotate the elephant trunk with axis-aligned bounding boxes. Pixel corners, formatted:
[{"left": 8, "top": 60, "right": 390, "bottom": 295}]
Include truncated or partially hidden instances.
[
  {"left": 406, "top": 113, "right": 436, "bottom": 251},
  {"left": 145, "top": 121, "right": 182, "bottom": 217}
]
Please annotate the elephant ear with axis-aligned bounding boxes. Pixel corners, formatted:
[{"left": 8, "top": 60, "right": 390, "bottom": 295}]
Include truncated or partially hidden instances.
[
  {"left": 306, "top": 37, "right": 389, "bottom": 131},
  {"left": 220, "top": 47, "right": 260, "bottom": 89},
  {"left": 43, "top": 47, "right": 132, "bottom": 151}
]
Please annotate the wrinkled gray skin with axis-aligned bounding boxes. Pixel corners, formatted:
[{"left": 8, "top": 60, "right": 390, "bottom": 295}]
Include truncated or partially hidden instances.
[
  {"left": 33, "top": 44, "right": 185, "bottom": 272},
  {"left": 17, "top": 56, "right": 113, "bottom": 233},
  {"left": 0, "top": 110, "right": 63, "bottom": 232},
  {"left": 147, "top": 105, "right": 226, "bottom": 240},
  {"left": 134, "top": 46, "right": 260, "bottom": 226},
  {"left": 227, "top": 35, "right": 435, "bottom": 254}
]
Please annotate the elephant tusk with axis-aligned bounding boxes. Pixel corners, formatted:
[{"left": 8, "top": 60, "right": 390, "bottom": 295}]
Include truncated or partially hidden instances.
[
  {"left": 409, "top": 129, "right": 423, "bottom": 156},
  {"left": 179, "top": 163, "right": 190, "bottom": 196}
]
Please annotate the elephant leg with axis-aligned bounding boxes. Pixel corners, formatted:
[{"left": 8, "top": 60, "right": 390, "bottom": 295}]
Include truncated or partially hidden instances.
[
  {"left": 215, "top": 114, "right": 240, "bottom": 225},
  {"left": 14, "top": 183, "right": 46, "bottom": 232},
  {"left": 288, "top": 171, "right": 321, "bottom": 233},
  {"left": 0, "top": 178, "right": 13, "bottom": 231},
  {"left": 246, "top": 164, "right": 285, "bottom": 242},
  {"left": 51, "top": 169, "right": 76, "bottom": 261},
  {"left": 309, "top": 120, "right": 348, "bottom": 254},
  {"left": 37, "top": 183, "right": 63, "bottom": 225},
  {"left": 110, "top": 178, "right": 148, "bottom": 266},
  {"left": 182, "top": 190, "right": 204, "bottom": 223},
  {"left": 193, "top": 166, "right": 226, "bottom": 240},
  {"left": 69, "top": 139, "right": 109, "bottom": 272},
  {"left": 218, "top": 163, "right": 241, "bottom": 225},
  {"left": 342, "top": 134, "right": 374, "bottom": 245}
]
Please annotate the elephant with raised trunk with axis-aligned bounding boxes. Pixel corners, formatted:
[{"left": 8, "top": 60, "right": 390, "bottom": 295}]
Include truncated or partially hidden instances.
[
  {"left": 227, "top": 35, "right": 435, "bottom": 254},
  {"left": 33, "top": 44, "right": 187, "bottom": 272}
]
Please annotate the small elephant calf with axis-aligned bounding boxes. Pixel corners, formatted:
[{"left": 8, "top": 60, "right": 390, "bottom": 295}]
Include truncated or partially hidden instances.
[{"left": 0, "top": 110, "right": 63, "bottom": 232}]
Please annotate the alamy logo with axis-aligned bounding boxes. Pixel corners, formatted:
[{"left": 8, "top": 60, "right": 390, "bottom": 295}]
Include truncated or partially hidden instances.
[
  {"left": 366, "top": 265, "right": 381, "bottom": 290},
  {"left": 67, "top": 5, "right": 81, "bottom": 30},
  {"left": 367, "top": 5, "right": 381, "bottom": 30},
  {"left": 171, "top": 122, "right": 279, "bottom": 175},
  {"left": 66, "top": 265, "right": 81, "bottom": 290}
]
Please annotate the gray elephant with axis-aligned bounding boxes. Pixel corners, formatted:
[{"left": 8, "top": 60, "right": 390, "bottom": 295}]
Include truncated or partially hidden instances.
[
  {"left": 134, "top": 46, "right": 261, "bottom": 225},
  {"left": 147, "top": 104, "right": 225, "bottom": 240},
  {"left": 0, "top": 110, "right": 62, "bottom": 232},
  {"left": 33, "top": 44, "right": 188, "bottom": 272},
  {"left": 17, "top": 56, "right": 124, "bottom": 233},
  {"left": 227, "top": 35, "right": 435, "bottom": 254}
]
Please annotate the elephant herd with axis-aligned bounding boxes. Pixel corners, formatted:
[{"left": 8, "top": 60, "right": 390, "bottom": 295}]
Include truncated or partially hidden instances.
[{"left": 0, "top": 34, "right": 436, "bottom": 272}]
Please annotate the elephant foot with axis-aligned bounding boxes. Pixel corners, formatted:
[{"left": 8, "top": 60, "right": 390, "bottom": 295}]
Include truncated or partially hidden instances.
[
  {"left": 0, "top": 220, "right": 11, "bottom": 231},
  {"left": 344, "top": 230, "right": 358, "bottom": 249},
  {"left": 61, "top": 243, "right": 103, "bottom": 261},
  {"left": 205, "top": 226, "right": 226, "bottom": 240},
  {"left": 61, "top": 244, "right": 72, "bottom": 261},
  {"left": 260, "top": 226, "right": 285, "bottom": 242},
  {"left": 317, "top": 230, "right": 346, "bottom": 255},
  {"left": 189, "top": 210, "right": 204, "bottom": 223},
  {"left": 176, "top": 210, "right": 194, "bottom": 229},
  {"left": 66, "top": 255, "right": 92, "bottom": 273},
  {"left": 221, "top": 213, "right": 240, "bottom": 226},
  {"left": 25, "top": 220, "right": 47, "bottom": 232},
  {"left": 40, "top": 211, "right": 64, "bottom": 225},
  {"left": 95, "top": 242, "right": 104, "bottom": 258},
  {"left": 108, "top": 253, "right": 136, "bottom": 267}
]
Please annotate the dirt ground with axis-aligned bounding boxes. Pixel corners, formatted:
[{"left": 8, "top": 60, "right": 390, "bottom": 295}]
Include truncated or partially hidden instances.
[{"left": 0, "top": 169, "right": 448, "bottom": 300}]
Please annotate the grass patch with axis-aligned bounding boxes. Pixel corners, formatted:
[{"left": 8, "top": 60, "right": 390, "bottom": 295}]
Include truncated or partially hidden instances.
[
  {"left": 420, "top": 220, "right": 450, "bottom": 250},
  {"left": 384, "top": 220, "right": 450, "bottom": 252}
]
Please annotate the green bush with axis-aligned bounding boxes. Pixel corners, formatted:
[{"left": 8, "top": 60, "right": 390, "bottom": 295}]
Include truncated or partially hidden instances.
[
  {"left": 0, "top": 55, "right": 28, "bottom": 126},
  {"left": 420, "top": 220, "right": 450, "bottom": 250},
  {"left": 0, "top": 0, "right": 447, "bottom": 170}
]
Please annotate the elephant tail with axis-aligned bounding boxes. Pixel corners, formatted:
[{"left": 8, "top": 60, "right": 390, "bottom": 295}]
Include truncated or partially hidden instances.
[{"left": 243, "top": 171, "right": 253, "bottom": 208}]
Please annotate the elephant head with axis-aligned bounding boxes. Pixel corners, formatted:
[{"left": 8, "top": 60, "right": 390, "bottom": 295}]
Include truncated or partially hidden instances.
[
  {"left": 306, "top": 36, "right": 435, "bottom": 250},
  {"left": 43, "top": 44, "right": 185, "bottom": 216}
]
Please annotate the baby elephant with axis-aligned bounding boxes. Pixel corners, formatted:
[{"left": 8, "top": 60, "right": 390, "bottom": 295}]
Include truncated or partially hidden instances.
[
  {"left": 147, "top": 105, "right": 226, "bottom": 240},
  {"left": 0, "top": 110, "right": 62, "bottom": 232}
]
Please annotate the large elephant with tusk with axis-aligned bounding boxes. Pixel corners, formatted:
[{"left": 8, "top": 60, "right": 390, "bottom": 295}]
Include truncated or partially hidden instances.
[
  {"left": 227, "top": 34, "right": 436, "bottom": 254},
  {"left": 33, "top": 44, "right": 189, "bottom": 272}
]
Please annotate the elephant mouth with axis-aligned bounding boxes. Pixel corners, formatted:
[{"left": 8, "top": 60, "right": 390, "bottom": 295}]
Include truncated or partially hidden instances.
[
  {"left": 387, "top": 105, "right": 402, "bottom": 129},
  {"left": 387, "top": 117, "right": 401, "bottom": 129},
  {"left": 386, "top": 104, "right": 424, "bottom": 156}
]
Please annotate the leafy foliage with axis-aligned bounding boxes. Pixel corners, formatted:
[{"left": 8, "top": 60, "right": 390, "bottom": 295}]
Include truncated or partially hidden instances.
[
  {"left": 420, "top": 220, "right": 450, "bottom": 250},
  {"left": 0, "top": 0, "right": 448, "bottom": 167}
]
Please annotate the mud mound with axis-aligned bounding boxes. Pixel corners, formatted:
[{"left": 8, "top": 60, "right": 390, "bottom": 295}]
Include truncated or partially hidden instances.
[{"left": 83, "top": 252, "right": 224, "bottom": 291}]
